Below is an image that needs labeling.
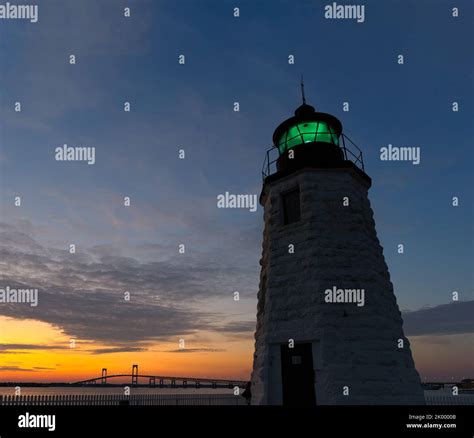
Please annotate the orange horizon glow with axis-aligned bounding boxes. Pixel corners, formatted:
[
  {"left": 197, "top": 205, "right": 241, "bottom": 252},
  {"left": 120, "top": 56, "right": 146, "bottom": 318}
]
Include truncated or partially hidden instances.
[
  {"left": 1, "top": 316, "right": 472, "bottom": 384},
  {"left": 0, "top": 316, "right": 253, "bottom": 383}
]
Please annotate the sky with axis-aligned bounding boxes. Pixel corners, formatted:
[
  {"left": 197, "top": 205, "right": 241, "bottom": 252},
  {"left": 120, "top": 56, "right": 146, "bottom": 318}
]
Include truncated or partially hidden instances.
[{"left": 0, "top": 0, "right": 473, "bottom": 383}]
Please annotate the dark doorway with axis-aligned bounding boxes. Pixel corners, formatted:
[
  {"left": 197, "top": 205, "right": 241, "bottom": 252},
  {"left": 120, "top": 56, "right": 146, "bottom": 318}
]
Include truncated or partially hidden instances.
[{"left": 280, "top": 343, "right": 316, "bottom": 406}]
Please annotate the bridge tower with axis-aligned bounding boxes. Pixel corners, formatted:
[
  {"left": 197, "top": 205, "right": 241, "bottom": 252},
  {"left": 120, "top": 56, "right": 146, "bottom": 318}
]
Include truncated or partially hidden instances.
[
  {"left": 250, "top": 93, "right": 424, "bottom": 405},
  {"left": 101, "top": 368, "right": 107, "bottom": 385},
  {"left": 132, "top": 364, "right": 138, "bottom": 386}
]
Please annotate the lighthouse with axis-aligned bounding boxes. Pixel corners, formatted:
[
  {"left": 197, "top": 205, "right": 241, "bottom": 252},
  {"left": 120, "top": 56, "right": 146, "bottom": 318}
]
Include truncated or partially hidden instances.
[{"left": 250, "top": 88, "right": 425, "bottom": 405}]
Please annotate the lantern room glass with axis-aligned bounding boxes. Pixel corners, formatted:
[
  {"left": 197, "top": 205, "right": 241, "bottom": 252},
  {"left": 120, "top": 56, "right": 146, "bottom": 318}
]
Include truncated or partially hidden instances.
[{"left": 278, "top": 121, "right": 339, "bottom": 154}]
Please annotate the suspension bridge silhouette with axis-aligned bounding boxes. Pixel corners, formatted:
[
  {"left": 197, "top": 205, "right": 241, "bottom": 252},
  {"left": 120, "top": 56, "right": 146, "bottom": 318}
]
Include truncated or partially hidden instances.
[{"left": 74, "top": 365, "right": 248, "bottom": 389}]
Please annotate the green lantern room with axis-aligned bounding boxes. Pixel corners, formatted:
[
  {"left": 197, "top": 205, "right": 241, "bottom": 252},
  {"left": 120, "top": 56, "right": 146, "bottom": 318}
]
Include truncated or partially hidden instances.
[
  {"left": 270, "top": 101, "right": 345, "bottom": 175},
  {"left": 277, "top": 119, "right": 340, "bottom": 154}
]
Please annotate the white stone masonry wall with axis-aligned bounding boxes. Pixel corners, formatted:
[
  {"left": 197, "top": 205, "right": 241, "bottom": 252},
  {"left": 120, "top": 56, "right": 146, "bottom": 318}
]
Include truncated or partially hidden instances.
[{"left": 251, "top": 168, "right": 425, "bottom": 405}]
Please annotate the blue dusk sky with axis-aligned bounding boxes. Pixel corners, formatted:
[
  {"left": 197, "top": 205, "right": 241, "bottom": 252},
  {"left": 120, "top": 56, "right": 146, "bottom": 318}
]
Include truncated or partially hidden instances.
[{"left": 0, "top": 0, "right": 472, "bottom": 381}]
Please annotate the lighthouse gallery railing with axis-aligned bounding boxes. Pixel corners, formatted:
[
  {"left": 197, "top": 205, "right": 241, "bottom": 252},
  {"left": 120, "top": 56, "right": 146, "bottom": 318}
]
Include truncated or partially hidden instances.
[{"left": 262, "top": 133, "right": 365, "bottom": 180}]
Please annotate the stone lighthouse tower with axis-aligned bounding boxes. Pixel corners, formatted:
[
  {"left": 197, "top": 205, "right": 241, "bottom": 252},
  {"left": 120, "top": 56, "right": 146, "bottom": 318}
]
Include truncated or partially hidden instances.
[{"left": 250, "top": 92, "right": 424, "bottom": 406}]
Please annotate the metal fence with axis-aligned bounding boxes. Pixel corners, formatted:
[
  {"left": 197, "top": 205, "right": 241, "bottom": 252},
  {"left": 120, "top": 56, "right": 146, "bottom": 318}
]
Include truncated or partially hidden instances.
[
  {"left": 424, "top": 393, "right": 474, "bottom": 405},
  {"left": 0, "top": 394, "right": 247, "bottom": 406},
  {"left": 3, "top": 393, "right": 471, "bottom": 406}
]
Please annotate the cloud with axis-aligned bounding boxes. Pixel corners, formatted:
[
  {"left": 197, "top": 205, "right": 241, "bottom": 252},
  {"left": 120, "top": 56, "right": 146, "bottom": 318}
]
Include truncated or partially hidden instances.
[
  {"left": 87, "top": 347, "right": 147, "bottom": 355},
  {"left": 0, "top": 366, "right": 38, "bottom": 372},
  {"left": 403, "top": 301, "right": 474, "bottom": 336},
  {"left": 217, "top": 321, "right": 255, "bottom": 333},
  {"left": 0, "top": 344, "right": 69, "bottom": 351},
  {"left": 164, "top": 348, "right": 225, "bottom": 354},
  {"left": 0, "top": 351, "right": 31, "bottom": 355},
  {"left": 0, "top": 221, "right": 255, "bottom": 345}
]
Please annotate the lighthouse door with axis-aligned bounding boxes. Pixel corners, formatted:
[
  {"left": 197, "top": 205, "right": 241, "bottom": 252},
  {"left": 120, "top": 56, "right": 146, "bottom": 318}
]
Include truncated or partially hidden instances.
[{"left": 280, "top": 343, "right": 316, "bottom": 405}]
